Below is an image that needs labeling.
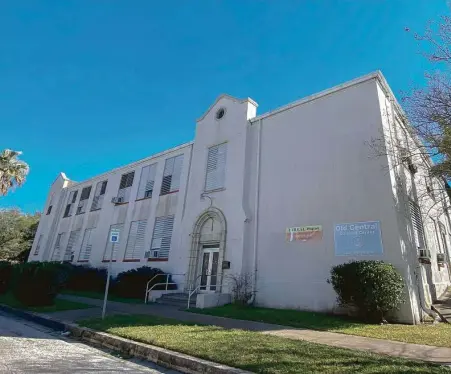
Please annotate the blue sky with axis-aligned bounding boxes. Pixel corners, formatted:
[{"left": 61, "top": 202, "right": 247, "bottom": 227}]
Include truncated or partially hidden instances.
[{"left": 0, "top": 1, "right": 448, "bottom": 212}]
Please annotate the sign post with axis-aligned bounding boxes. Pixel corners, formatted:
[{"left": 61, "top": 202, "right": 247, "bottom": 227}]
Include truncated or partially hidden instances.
[{"left": 102, "top": 228, "right": 120, "bottom": 319}]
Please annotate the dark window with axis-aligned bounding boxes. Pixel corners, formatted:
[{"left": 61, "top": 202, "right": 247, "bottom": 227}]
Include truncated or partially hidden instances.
[
  {"left": 80, "top": 186, "right": 92, "bottom": 201},
  {"left": 119, "top": 172, "right": 135, "bottom": 189},
  {"left": 71, "top": 190, "right": 78, "bottom": 203},
  {"left": 160, "top": 175, "right": 172, "bottom": 195},
  {"left": 100, "top": 181, "right": 107, "bottom": 195},
  {"left": 144, "top": 189, "right": 153, "bottom": 198},
  {"left": 63, "top": 204, "right": 71, "bottom": 218},
  {"left": 46, "top": 205, "right": 52, "bottom": 215}
]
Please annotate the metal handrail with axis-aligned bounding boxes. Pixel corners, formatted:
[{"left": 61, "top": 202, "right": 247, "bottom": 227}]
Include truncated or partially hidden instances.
[
  {"left": 187, "top": 274, "right": 219, "bottom": 309},
  {"left": 144, "top": 273, "right": 185, "bottom": 303}
]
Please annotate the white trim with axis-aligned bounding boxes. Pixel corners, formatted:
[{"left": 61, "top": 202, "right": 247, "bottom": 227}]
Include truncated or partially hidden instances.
[
  {"left": 250, "top": 71, "right": 383, "bottom": 123},
  {"left": 197, "top": 94, "right": 258, "bottom": 122},
  {"left": 62, "top": 142, "right": 193, "bottom": 189}
]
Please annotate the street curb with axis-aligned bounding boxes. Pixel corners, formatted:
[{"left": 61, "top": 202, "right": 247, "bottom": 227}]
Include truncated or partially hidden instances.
[
  {"left": 0, "top": 304, "right": 66, "bottom": 331},
  {"left": 0, "top": 304, "right": 250, "bottom": 374}
]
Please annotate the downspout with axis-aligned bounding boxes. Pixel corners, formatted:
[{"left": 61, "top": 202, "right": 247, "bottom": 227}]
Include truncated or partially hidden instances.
[
  {"left": 248, "top": 118, "right": 262, "bottom": 304},
  {"left": 385, "top": 93, "right": 439, "bottom": 321}
]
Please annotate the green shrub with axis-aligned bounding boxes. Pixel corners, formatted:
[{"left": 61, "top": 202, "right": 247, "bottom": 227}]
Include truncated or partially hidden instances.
[
  {"left": 12, "top": 262, "right": 69, "bottom": 306},
  {"left": 115, "top": 266, "right": 176, "bottom": 299},
  {"left": 0, "top": 262, "right": 13, "bottom": 294},
  {"left": 64, "top": 264, "right": 107, "bottom": 292},
  {"left": 329, "top": 260, "right": 405, "bottom": 322}
]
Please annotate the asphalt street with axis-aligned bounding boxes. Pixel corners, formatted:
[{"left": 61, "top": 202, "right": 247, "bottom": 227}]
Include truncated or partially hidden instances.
[{"left": 0, "top": 311, "right": 180, "bottom": 373}]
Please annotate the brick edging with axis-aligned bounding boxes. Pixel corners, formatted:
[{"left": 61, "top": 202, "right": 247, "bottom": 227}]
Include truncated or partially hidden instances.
[{"left": 0, "top": 303, "right": 250, "bottom": 374}]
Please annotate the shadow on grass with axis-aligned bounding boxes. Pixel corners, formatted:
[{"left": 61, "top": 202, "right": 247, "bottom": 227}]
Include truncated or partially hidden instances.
[{"left": 78, "top": 314, "right": 450, "bottom": 374}]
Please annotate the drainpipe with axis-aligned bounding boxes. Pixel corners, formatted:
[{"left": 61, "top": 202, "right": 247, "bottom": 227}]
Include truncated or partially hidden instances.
[{"left": 248, "top": 118, "right": 262, "bottom": 305}]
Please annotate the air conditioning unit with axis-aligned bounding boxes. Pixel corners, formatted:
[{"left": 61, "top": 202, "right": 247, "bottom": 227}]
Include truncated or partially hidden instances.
[
  {"left": 144, "top": 250, "right": 159, "bottom": 259},
  {"left": 437, "top": 253, "right": 446, "bottom": 264},
  {"left": 111, "top": 197, "right": 124, "bottom": 204},
  {"left": 418, "top": 249, "right": 431, "bottom": 264}
]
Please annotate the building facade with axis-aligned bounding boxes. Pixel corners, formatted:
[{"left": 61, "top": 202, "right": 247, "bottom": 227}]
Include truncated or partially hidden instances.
[{"left": 30, "top": 71, "right": 451, "bottom": 323}]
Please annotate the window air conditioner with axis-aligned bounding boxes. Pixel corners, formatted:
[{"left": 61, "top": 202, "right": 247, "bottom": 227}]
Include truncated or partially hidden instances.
[
  {"left": 111, "top": 197, "right": 124, "bottom": 204},
  {"left": 144, "top": 250, "right": 159, "bottom": 259},
  {"left": 418, "top": 249, "right": 431, "bottom": 263},
  {"left": 437, "top": 253, "right": 446, "bottom": 264}
]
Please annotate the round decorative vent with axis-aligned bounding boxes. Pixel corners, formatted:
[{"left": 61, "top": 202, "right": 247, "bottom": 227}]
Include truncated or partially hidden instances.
[{"left": 215, "top": 108, "right": 225, "bottom": 120}]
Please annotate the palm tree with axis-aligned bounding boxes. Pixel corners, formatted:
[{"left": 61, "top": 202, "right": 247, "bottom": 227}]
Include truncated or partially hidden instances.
[{"left": 0, "top": 149, "right": 29, "bottom": 196}]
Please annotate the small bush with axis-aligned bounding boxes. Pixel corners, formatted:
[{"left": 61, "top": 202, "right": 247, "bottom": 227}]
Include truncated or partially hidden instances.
[
  {"left": 329, "top": 260, "right": 405, "bottom": 322},
  {"left": 13, "top": 262, "right": 69, "bottom": 306},
  {"left": 0, "top": 262, "right": 13, "bottom": 294},
  {"left": 115, "top": 266, "right": 176, "bottom": 299},
  {"left": 65, "top": 264, "right": 107, "bottom": 292}
]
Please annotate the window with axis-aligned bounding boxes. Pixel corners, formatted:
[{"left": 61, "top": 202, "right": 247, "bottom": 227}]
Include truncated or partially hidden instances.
[
  {"left": 410, "top": 201, "right": 426, "bottom": 249},
  {"left": 91, "top": 180, "right": 108, "bottom": 211},
  {"left": 46, "top": 193, "right": 54, "bottom": 215},
  {"left": 33, "top": 234, "right": 43, "bottom": 256},
  {"left": 150, "top": 215, "right": 174, "bottom": 259},
  {"left": 103, "top": 223, "right": 124, "bottom": 261},
  {"left": 399, "top": 147, "right": 417, "bottom": 174},
  {"left": 76, "top": 186, "right": 92, "bottom": 215},
  {"left": 205, "top": 143, "right": 227, "bottom": 191},
  {"left": 116, "top": 172, "right": 135, "bottom": 203},
  {"left": 51, "top": 232, "right": 65, "bottom": 261},
  {"left": 137, "top": 164, "right": 157, "bottom": 199},
  {"left": 160, "top": 155, "right": 183, "bottom": 195},
  {"left": 78, "top": 228, "right": 94, "bottom": 262},
  {"left": 124, "top": 220, "right": 147, "bottom": 261},
  {"left": 63, "top": 230, "right": 80, "bottom": 262},
  {"left": 63, "top": 190, "right": 78, "bottom": 218}
]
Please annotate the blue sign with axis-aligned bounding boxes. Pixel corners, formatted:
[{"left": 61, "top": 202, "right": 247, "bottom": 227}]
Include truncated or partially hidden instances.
[
  {"left": 334, "top": 221, "right": 383, "bottom": 256},
  {"left": 110, "top": 229, "right": 120, "bottom": 243}
]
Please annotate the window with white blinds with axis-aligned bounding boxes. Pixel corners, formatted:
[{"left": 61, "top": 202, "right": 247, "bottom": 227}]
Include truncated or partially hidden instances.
[
  {"left": 124, "top": 220, "right": 147, "bottom": 260},
  {"left": 91, "top": 180, "right": 108, "bottom": 211},
  {"left": 137, "top": 164, "right": 157, "bottom": 199},
  {"left": 76, "top": 186, "right": 92, "bottom": 215},
  {"left": 63, "top": 191, "right": 78, "bottom": 218},
  {"left": 33, "top": 234, "right": 43, "bottom": 256},
  {"left": 78, "top": 228, "right": 94, "bottom": 262},
  {"left": 117, "top": 172, "right": 134, "bottom": 203},
  {"left": 205, "top": 143, "right": 227, "bottom": 191},
  {"left": 51, "top": 232, "right": 65, "bottom": 261},
  {"left": 409, "top": 201, "right": 426, "bottom": 249},
  {"left": 150, "top": 216, "right": 174, "bottom": 259},
  {"left": 160, "top": 155, "right": 183, "bottom": 195},
  {"left": 103, "top": 224, "right": 124, "bottom": 261},
  {"left": 63, "top": 230, "right": 80, "bottom": 262}
]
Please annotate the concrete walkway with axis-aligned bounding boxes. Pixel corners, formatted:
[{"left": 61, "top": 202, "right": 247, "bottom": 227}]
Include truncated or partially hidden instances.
[{"left": 53, "top": 294, "right": 451, "bottom": 364}]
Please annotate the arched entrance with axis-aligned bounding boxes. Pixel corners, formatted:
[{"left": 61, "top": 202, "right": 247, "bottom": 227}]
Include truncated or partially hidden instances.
[{"left": 187, "top": 207, "right": 227, "bottom": 292}]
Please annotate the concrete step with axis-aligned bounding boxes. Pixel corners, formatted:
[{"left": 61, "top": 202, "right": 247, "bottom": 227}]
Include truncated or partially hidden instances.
[
  {"left": 159, "top": 293, "right": 195, "bottom": 302},
  {"left": 155, "top": 298, "right": 196, "bottom": 308}
]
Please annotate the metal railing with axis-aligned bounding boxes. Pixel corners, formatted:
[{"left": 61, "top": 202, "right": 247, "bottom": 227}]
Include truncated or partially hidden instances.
[
  {"left": 187, "top": 274, "right": 218, "bottom": 309},
  {"left": 144, "top": 273, "right": 185, "bottom": 303}
]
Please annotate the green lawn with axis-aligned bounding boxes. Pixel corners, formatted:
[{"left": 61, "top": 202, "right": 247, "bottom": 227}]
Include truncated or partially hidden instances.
[
  {"left": 0, "top": 292, "right": 92, "bottom": 313},
  {"left": 189, "top": 304, "right": 451, "bottom": 348},
  {"left": 79, "top": 314, "right": 450, "bottom": 374},
  {"left": 60, "top": 290, "right": 144, "bottom": 304}
]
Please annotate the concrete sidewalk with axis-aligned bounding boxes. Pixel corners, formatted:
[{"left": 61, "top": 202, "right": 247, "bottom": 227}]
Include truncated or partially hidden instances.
[{"left": 53, "top": 294, "right": 451, "bottom": 364}]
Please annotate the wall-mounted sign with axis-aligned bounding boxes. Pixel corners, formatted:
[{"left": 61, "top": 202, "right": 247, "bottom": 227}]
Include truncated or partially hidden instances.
[
  {"left": 110, "top": 229, "right": 120, "bottom": 243},
  {"left": 334, "top": 221, "right": 383, "bottom": 256},
  {"left": 286, "top": 225, "right": 323, "bottom": 242}
]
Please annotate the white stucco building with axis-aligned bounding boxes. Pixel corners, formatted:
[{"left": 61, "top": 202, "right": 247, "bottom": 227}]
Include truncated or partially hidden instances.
[{"left": 29, "top": 71, "right": 451, "bottom": 323}]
